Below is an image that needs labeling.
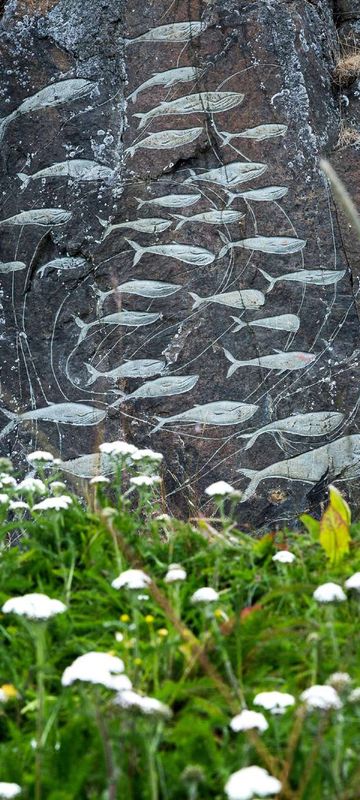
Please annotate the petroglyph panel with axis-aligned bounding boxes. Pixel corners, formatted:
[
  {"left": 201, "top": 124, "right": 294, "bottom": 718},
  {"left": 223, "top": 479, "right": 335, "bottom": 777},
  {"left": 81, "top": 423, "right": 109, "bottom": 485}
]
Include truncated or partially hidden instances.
[{"left": 0, "top": 0, "right": 359, "bottom": 527}]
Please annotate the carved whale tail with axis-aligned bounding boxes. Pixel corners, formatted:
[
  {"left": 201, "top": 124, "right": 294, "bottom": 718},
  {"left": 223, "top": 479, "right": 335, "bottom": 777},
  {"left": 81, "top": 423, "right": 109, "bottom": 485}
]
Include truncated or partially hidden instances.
[
  {"left": 124, "top": 238, "right": 144, "bottom": 266},
  {"left": 133, "top": 111, "right": 148, "bottom": 129},
  {"left": 0, "top": 408, "right": 18, "bottom": 440},
  {"left": 150, "top": 417, "right": 166, "bottom": 434},
  {"left": 125, "top": 145, "right": 136, "bottom": 158},
  {"left": 236, "top": 467, "right": 260, "bottom": 503},
  {"left": 85, "top": 364, "right": 100, "bottom": 386},
  {"left": 218, "top": 231, "right": 231, "bottom": 259},
  {"left": 189, "top": 292, "right": 203, "bottom": 309},
  {"left": 17, "top": 173, "right": 30, "bottom": 191},
  {"left": 173, "top": 215, "right": 186, "bottom": 230},
  {"left": 231, "top": 316, "right": 246, "bottom": 333},
  {"left": 223, "top": 348, "right": 241, "bottom": 378},
  {"left": 238, "top": 432, "right": 259, "bottom": 450},
  {"left": 135, "top": 197, "right": 146, "bottom": 209},
  {"left": 258, "top": 268, "right": 276, "bottom": 293},
  {"left": 0, "top": 117, "right": 10, "bottom": 145},
  {"left": 74, "top": 316, "right": 90, "bottom": 344}
]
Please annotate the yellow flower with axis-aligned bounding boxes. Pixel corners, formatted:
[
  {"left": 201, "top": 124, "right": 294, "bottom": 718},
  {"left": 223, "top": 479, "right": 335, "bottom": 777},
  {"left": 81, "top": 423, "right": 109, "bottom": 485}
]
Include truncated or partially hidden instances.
[
  {"left": 157, "top": 628, "right": 168, "bottom": 638},
  {"left": 145, "top": 615, "right": 154, "bottom": 624},
  {"left": 0, "top": 684, "right": 18, "bottom": 701},
  {"left": 214, "top": 608, "right": 224, "bottom": 620},
  {"left": 120, "top": 614, "right": 130, "bottom": 623},
  {"left": 134, "top": 657, "right": 142, "bottom": 666}
]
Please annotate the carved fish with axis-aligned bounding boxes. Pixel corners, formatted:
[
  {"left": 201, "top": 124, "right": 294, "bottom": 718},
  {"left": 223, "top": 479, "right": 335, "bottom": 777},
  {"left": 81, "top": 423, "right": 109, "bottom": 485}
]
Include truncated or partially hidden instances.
[
  {"left": 85, "top": 359, "right": 166, "bottom": 386},
  {"left": 93, "top": 280, "right": 181, "bottom": 311},
  {"left": 125, "top": 21, "right": 208, "bottom": 45},
  {"left": 136, "top": 193, "right": 201, "bottom": 210},
  {"left": 0, "top": 402, "right": 106, "bottom": 439},
  {"left": 134, "top": 92, "right": 244, "bottom": 129},
  {"left": 184, "top": 161, "right": 267, "bottom": 188},
  {"left": 238, "top": 434, "right": 360, "bottom": 502},
  {"left": 98, "top": 217, "right": 172, "bottom": 238},
  {"left": 0, "top": 209, "right": 72, "bottom": 227},
  {"left": 75, "top": 311, "right": 161, "bottom": 343},
  {"left": 239, "top": 411, "right": 345, "bottom": 450},
  {"left": 231, "top": 313, "right": 300, "bottom": 333},
  {"left": 220, "top": 124, "right": 288, "bottom": 145},
  {"left": 112, "top": 374, "right": 199, "bottom": 405},
  {"left": 17, "top": 160, "right": 114, "bottom": 189},
  {"left": 128, "top": 66, "right": 203, "bottom": 103},
  {"left": 125, "top": 238, "right": 215, "bottom": 266},
  {"left": 151, "top": 400, "right": 259, "bottom": 433},
  {"left": 224, "top": 348, "right": 316, "bottom": 377},
  {"left": 0, "top": 261, "right": 26, "bottom": 273},
  {"left": 226, "top": 186, "right": 289, "bottom": 205},
  {"left": 126, "top": 127, "right": 203, "bottom": 157},
  {"left": 173, "top": 209, "right": 244, "bottom": 230},
  {"left": 0, "top": 79, "right": 96, "bottom": 143},
  {"left": 58, "top": 452, "right": 116, "bottom": 478},
  {"left": 259, "top": 268, "right": 346, "bottom": 292},
  {"left": 219, "top": 233, "right": 307, "bottom": 258},
  {"left": 190, "top": 290, "right": 265, "bottom": 310},
  {"left": 38, "top": 257, "right": 87, "bottom": 278}
]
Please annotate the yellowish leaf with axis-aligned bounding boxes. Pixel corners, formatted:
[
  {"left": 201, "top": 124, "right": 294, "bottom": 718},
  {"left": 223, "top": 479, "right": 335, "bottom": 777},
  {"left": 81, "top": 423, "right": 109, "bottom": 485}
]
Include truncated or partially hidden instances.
[{"left": 319, "top": 486, "right": 351, "bottom": 564}]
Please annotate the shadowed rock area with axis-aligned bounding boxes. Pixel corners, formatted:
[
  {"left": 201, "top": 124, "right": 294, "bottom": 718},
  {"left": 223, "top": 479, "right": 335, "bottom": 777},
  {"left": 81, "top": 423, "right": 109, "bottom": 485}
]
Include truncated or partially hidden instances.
[{"left": 0, "top": 0, "right": 359, "bottom": 528}]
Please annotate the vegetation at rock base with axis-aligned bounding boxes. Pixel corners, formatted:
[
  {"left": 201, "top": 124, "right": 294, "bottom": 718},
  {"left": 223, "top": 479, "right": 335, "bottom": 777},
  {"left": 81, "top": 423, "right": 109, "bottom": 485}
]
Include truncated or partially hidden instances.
[{"left": 0, "top": 446, "right": 358, "bottom": 800}]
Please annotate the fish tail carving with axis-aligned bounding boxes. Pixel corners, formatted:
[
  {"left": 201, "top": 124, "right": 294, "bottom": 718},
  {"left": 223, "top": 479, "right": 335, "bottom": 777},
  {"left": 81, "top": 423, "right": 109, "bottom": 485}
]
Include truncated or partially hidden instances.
[
  {"left": 173, "top": 215, "right": 185, "bottom": 229},
  {"left": 85, "top": 364, "right": 100, "bottom": 386},
  {"left": 124, "top": 238, "right": 144, "bottom": 266},
  {"left": 218, "top": 231, "right": 231, "bottom": 259},
  {"left": 0, "top": 117, "right": 10, "bottom": 145},
  {"left": 126, "top": 145, "right": 136, "bottom": 158},
  {"left": 223, "top": 348, "right": 240, "bottom": 378},
  {"left": 189, "top": 292, "right": 203, "bottom": 309},
  {"left": 135, "top": 197, "right": 146, "bottom": 209},
  {"left": 237, "top": 468, "right": 260, "bottom": 502},
  {"left": 238, "top": 432, "right": 258, "bottom": 450},
  {"left": 17, "top": 173, "right": 30, "bottom": 191},
  {"left": 74, "top": 316, "right": 89, "bottom": 343},
  {"left": 133, "top": 111, "right": 148, "bottom": 129},
  {"left": 225, "top": 191, "right": 237, "bottom": 207},
  {"left": 0, "top": 409, "right": 18, "bottom": 440},
  {"left": 151, "top": 417, "right": 165, "bottom": 434},
  {"left": 259, "top": 268, "right": 276, "bottom": 293},
  {"left": 231, "top": 316, "right": 246, "bottom": 332}
]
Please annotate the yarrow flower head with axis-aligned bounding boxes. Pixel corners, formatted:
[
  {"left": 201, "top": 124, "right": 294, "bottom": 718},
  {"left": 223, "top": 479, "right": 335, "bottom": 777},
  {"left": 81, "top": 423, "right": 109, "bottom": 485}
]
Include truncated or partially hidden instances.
[
  {"left": 49, "top": 481, "right": 67, "bottom": 492},
  {"left": 17, "top": 478, "right": 46, "bottom": 494},
  {"left": 300, "top": 684, "right": 342, "bottom": 711},
  {"left": 131, "top": 449, "right": 163, "bottom": 463},
  {"left": 272, "top": 550, "right": 296, "bottom": 564},
  {"left": 130, "top": 475, "right": 161, "bottom": 488},
  {"left": 253, "top": 691, "right": 295, "bottom": 715},
  {"left": 112, "top": 569, "right": 151, "bottom": 591},
  {"left": 61, "top": 651, "right": 131, "bottom": 692},
  {"left": 230, "top": 710, "right": 268, "bottom": 733},
  {"left": 32, "top": 496, "right": 73, "bottom": 512},
  {"left": 114, "top": 689, "right": 172, "bottom": 718},
  {"left": 165, "top": 563, "right": 187, "bottom": 583},
  {"left": 2, "top": 593, "right": 66, "bottom": 621},
  {"left": 27, "top": 450, "right": 54, "bottom": 464},
  {"left": 0, "top": 783, "right": 21, "bottom": 798},
  {"left": 313, "top": 582, "right": 346, "bottom": 603},
  {"left": 0, "top": 494, "right": 9, "bottom": 505},
  {"left": 327, "top": 672, "right": 352, "bottom": 690},
  {"left": 191, "top": 587, "right": 219, "bottom": 604},
  {"left": 205, "top": 481, "right": 235, "bottom": 497},
  {"left": 8, "top": 501, "right": 29, "bottom": 512},
  {"left": 349, "top": 687, "right": 360, "bottom": 703},
  {"left": 89, "top": 475, "right": 110, "bottom": 485},
  {"left": 0, "top": 475, "right": 17, "bottom": 487},
  {"left": 225, "top": 766, "right": 282, "bottom": 800},
  {"left": 99, "top": 441, "right": 137, "bottom": 457},
  {"left": 345, "top": 572, "right": 360, "bottom": 592}
]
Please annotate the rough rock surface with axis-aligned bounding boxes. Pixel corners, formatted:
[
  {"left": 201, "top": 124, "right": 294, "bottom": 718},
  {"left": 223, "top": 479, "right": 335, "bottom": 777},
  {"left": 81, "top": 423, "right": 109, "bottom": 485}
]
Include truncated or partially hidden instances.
[{"left": 0, "top": 0, "right": 359, "bottom": 527}]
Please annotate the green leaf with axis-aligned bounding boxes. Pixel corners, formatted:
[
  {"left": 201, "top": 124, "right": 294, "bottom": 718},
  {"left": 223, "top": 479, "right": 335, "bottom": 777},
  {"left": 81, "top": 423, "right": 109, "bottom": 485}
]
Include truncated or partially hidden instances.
[
  {"left": 299, "top": 514, "right": 320, "bottom": 540},
  {"left": 319, "top": 485, "right": 351, "bottom": 564}
]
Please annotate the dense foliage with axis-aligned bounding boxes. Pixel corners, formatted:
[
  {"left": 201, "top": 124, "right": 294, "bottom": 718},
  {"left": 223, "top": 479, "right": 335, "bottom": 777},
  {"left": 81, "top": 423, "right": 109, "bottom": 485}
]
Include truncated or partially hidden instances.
[{"left": 0, "top": 447, "right": 359, "bottom": 800}]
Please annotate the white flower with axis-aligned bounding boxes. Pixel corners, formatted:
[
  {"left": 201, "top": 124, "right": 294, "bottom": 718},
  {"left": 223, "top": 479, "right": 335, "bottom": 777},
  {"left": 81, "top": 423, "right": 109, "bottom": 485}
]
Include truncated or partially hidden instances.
[
  {"left": 327, "top": 672, "right": 352, "bottom": 689},
  {"left": 99, "top": 441, "right": 137, "bottom": 456},
  {"left": 0, "top": 476, "right": 17, "bottom": 487},
  {"left": 345, "top": 572, "right": 360, "bottom": 591},
  {"left": 156, "top": 513, "right": 171, "bottom": 522},
  {"left": 17, "top": 478, "right": 46, "bottom": 494},
  {"left": 205, "top": 481, "right": 235, "bottom": 497},
  {"left": 230, "top": 710, "right": 269, "bottom": 733},
  {"left": 300, "top": 684, "right": 342, "bottom": 711},
  {"left": 27, "top": 451, "right": 54, "bottom": 464},
  {"left": 253, "top": 691, "right": 295, "bottom": 715},
  {"left": 49, "top": 481, "right": 67, "bottom": 492},
  {"left": 165, "top": 563, "right": 187, "bottom": 583},
  {"left": 0, "top": 494, "right": 9, "bottom": 505},
  {"left": 8, "top": 501, "right": 29, "bottom": 511},
  {"left": 191, "top": 587, "right": 219, "bottom": 604},
  {"left": 61, "top": 651, "right": 131, "bottom": 692},
  {"left": 272, "top": 551, "right": 296, "bottom": 564},
  {"left": 132, "top": 449, "right": 163, "bottom": 462},
  {"left": 130, "top": 475, "right": 161, "bottom": 488},
  {"left": 0, "top": 783, "right": 21, "bottom": 799},
  {"left": 32, "top": 496, "right": 73, "bottom": 512},
  {"left": 112, "top": 569, "right": 151, "bottom": 590},
  {"left": 115, "top": 632, "right": 124, "bottom": 643},
  {"left": 89, "top": 475, "right": 110, "bottom": 485},
  {"left": 114, "top": 689, "right": 172, "bottom": 718},
  {"left": 313, "top": 582, "right": 346, "bottom": 603},
  {"left": 225, "top": 766, "right": 282, "bottom": 800},
  {"left": 2, "top": 593, "right": 66, "bottom": 621},
  {"left": 349, "top": 687, "right": 360, "bottom": 703}
]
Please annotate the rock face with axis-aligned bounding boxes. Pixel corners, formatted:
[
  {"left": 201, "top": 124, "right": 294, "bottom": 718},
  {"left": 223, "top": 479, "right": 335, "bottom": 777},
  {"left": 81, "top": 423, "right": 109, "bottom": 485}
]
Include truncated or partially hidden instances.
[{"left": 0, "top": 0, "right": 359, "bottom": 526}]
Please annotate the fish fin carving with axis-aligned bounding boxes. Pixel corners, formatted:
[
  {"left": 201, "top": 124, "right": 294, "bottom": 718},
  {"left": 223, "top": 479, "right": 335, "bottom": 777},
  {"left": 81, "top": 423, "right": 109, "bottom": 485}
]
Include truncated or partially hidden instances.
[
  {"left": 173, "top": 215, "right": 185, "bottom": 229},
  {"left": 237, "top": 467, "right": 257, "bottom": 478},
  {"left": 223, "top": 347, "right": 239, "bottom": 378},
  {"left": 135, "top": 197, "right": 145, "bottom": 209},
  {"left": 258, "top": 268, "right": 276, "bottom": 292},
  {"left": 238, "top": 432, "right": 258, "bottom": 450},
  {"left": 231, "top": 316, "right": 246, "bottom": 332},
  {"left": 124, "top": 238, "right": 144, "bottom": 266},
  {"left": 218, "top": 231, "right": 231, "bottom": 259},
  {"left": 85, "top": 364, "right": 100, "bottom": 386},
  {"left": 17, "top": 173, "right": 30, "bottom": 191},
  {"left": 126, "top": 146, "right": 136, "bottom": 158},
  {"left": 189, "top": 292, "right": 202, "bottom": 309},
  {"left": 133, "top": 112, "right": 148, "bottom": 129},
  {"left": 150, "top": 417, "right": 165, "bottom": 434},
  {"left": 74, "top": 316, "right": 89, "bottom": 344},
  {"left": 0, "top": 409, "right": 18, "bottom": 440}
]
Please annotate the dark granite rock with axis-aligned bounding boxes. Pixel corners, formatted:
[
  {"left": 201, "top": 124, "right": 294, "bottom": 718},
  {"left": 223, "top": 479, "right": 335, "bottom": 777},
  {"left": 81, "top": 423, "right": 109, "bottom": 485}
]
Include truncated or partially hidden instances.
[{"left": 0, "top": 0, "right": 359, "bottom": 527}]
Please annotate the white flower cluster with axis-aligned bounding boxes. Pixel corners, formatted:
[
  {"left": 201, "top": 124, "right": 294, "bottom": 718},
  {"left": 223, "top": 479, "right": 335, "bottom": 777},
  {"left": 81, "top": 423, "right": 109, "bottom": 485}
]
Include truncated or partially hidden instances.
[
  {"left": 2, "top": 593, "right": 66, "bottom": 621},
  {"left": 61, "top": 652, "right": 131, "bottom": 692},
  {"left": 0, "top": 783, "right": 21, "bottom": 799},
  {"left": 112, "top": 569, "right": 152, "bottom": 591},
  {"left": 225, "top": 766, "right": 281, "bottom": 800},
  {"left": 114, "top": 689, "right": 172, "bottom": 718}
]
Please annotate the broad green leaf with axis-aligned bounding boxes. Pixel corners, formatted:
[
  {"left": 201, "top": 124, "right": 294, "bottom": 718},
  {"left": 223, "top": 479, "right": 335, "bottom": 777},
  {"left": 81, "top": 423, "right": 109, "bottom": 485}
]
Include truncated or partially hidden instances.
[{"left": 300, "top": 513, "right": 320, "bottom": 540}]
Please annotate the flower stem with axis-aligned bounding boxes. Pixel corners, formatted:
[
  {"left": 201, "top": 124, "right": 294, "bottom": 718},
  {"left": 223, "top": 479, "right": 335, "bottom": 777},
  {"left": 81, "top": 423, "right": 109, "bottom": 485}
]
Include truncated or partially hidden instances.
[{"left": 34, "top": 624, "right": 46, "bottom": 800}]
